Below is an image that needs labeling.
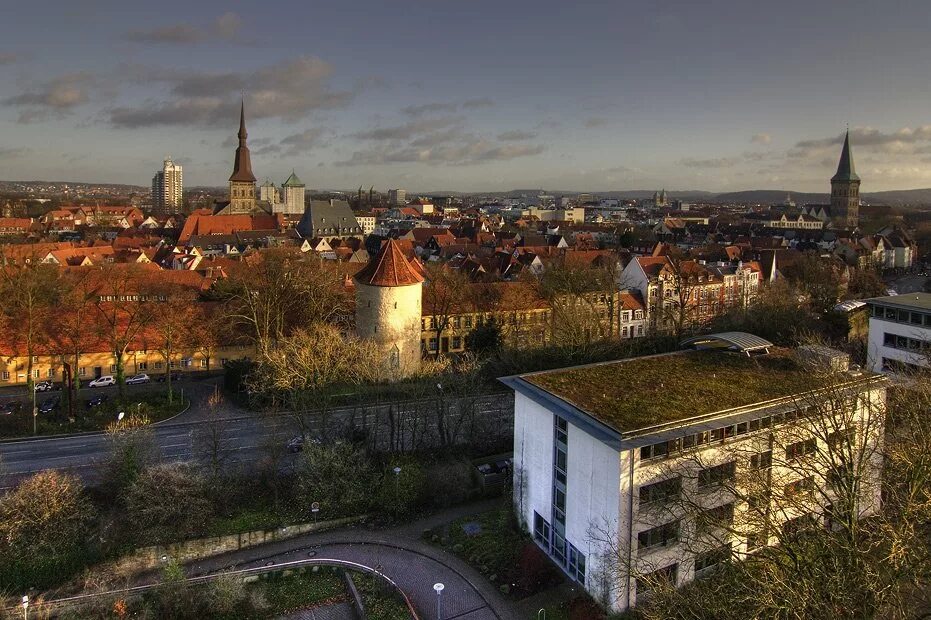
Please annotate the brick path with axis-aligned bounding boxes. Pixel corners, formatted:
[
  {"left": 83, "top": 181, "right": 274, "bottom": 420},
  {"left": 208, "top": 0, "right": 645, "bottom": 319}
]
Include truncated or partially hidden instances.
[{"left": 278, "top": 601, "right": 355, "bottom": 619}]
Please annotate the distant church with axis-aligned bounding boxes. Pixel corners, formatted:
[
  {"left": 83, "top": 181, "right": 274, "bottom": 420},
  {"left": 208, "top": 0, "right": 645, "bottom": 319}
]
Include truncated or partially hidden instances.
[
  {"left": 214, "top": 101, "right": 306, "bottom": 216},
  {"left": 802, "top": 130, "right": 861, "bottom": 229}
]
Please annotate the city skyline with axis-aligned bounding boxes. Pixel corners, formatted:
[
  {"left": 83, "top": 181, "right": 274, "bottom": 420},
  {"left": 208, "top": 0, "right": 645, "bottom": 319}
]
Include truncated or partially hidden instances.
[{"left": 3, "top": 0, "right": 931, "bottom": 192}]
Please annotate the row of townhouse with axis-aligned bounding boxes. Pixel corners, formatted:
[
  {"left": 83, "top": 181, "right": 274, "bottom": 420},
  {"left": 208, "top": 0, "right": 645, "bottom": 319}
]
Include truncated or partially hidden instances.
[
  {"left": 621, "top": 254, "right": 762, "bottom": 333},
  {"left": 503, "top": 336, "right": 886, "bottom": 613}
]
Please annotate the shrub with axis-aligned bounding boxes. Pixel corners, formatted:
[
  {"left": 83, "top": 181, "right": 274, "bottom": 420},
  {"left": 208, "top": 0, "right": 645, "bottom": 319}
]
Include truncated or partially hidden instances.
[
  {"left": 296, "top": 442, "right": 377, "bottom": 518},
  {"left": 124, "top": 463, "right": 213, "bottom": 544},
  {"left": 376, "top": 456, "right": 426, "bottom": 519}
]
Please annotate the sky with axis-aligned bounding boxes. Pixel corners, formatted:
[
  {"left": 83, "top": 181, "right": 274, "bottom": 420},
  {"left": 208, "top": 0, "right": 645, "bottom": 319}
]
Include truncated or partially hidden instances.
[{"left": 2, "top": 0, "right": 931, "bottom": 193}]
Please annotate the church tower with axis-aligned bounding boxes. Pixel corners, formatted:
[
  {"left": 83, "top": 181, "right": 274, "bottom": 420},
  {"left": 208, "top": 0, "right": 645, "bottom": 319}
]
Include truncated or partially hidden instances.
[
  {"left": 228, "top": 100, "right": 257, "bottom": 214},
  {"left": 830, "top": 130, "right": 860, "bottom": 228}
]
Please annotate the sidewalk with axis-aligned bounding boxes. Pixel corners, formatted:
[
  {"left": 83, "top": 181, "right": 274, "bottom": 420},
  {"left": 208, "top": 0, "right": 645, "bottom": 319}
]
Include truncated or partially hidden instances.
[{"left": 179, "top": 499, "right": 522, "bottom": 620}]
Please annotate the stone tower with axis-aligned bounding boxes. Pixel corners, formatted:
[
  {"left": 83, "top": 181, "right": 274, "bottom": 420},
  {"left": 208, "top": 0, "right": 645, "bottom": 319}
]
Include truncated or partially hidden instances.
[
  {"left": 830, "top": 130, "right": 860, "bottom": 228},
  {"left": 281, "top": 170, "right": 306, "bottom": 215},
  {"left": 354, "top": 239, "right": 425, "bottom": 379},
  {"left": 228, "top": 100, "right": 257, "bottom": 214}
]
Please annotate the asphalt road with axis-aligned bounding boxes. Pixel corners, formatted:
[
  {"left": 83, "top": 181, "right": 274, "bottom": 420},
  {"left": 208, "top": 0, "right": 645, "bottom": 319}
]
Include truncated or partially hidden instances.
[{"left": 0, "top": 388, "right": 513, "bottom": 490}]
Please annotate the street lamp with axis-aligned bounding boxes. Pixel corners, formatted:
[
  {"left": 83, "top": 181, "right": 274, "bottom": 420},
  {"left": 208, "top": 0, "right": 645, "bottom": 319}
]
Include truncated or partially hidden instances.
[
  {"left": 392, "top": 466, "right": 402, "bottom": 512},
  {"left": 21, "top": 595, "right": 28, "bottom": 620},
  {"left": 433, "top": 583, "right": 444, "bottom": 620}
]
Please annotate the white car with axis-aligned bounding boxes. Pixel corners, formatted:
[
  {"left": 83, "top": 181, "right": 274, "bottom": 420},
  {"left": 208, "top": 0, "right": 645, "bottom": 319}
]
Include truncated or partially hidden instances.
[
  {"left": 88, "top": 375, "right": 115, "bottom": 388},
  {"left": 125, "top": 373, "right": 151, "bottom": 385}
]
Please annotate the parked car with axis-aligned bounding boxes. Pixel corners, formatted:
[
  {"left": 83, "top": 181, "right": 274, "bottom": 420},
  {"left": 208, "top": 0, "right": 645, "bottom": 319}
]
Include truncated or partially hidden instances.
[
  {"left": 125, "top": 373, "right": 151, "bottom": 385},
  {"left": 156, "top": 372, "right": 183, "bottom": 383},
  {"left": 38, "top": 397, "right": 60, "bottom": 415},
  {"left": 1, "top": 401, "right": 22, "bottom": 415},
  {"left": 85, "top": 394, "right": 109, "bottom": 409},
  {"left": 34, "top": 380, "right": 57, "bottom": 392},
  {"left": 88, "top": 375, "right": 115, "bottom": 388},
  {"left": 287, "top": 435, "right": 322, "bottom": 453}
]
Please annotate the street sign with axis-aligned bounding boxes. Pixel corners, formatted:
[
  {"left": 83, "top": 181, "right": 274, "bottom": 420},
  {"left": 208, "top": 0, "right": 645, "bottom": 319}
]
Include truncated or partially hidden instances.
[
  {"left": 311, "top": 502, "right": 320, "bottom": 512},
  {"left": 117, "top": 411, "right": 125, "bottom": 421}
]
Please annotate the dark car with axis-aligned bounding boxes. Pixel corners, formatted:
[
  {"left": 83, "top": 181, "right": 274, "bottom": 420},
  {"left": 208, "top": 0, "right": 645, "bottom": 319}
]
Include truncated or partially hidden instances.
[
  {"left": 38, "top": 397, "right": 60, "bottom": 415},
  {"left": 85, "top": 394, "right": 109, "bottom": 409},
  {"left": 1, "top": 401, "right": 22, "bottom": 415},
  {"left": 157, "top": 372, "right": 183, "bottom": 383},
  {"left": 287, "top": 435, "right": 322, "bottom": 453}
]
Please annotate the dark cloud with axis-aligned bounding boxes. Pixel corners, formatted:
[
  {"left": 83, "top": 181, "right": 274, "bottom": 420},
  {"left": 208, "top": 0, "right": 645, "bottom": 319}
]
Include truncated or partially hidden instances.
[
  {"left": 679, "top": 156, "right": 740, "bottom": 169},
  {"left": 409, "top": 127, "right": 473, "bottom": 148},
  {"left": 335, "top": 140, "right": 543, "bottom": 167},
  {"left": 497, "top": 130, "right": 538, "bottom": 141},
  {"left": 280, "top": 127, "right": 329, "bottom": 154},
  {"left": 3, "top": 72, "right": 94, "bottom": 123},
  {"left": 108, "top": 56, "right": 352, "bottom": 128},
  {"left": 401, "top": 102, "right": 458, "bottom": 117},
  {"left": 127, "top": 12, "right": 244, "bottom": 45},
  {"left": 583, "top": 117, "right": 609, "bottom": 128},
  {"left": 352, "top": 116, "right": 463, "bottom": 141},
  {"left": 462, "top": 98, "right": 494, "bottom": 109}
]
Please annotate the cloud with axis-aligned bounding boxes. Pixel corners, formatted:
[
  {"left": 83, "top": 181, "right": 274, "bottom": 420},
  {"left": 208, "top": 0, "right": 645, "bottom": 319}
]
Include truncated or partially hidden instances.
[
  {"left": 127, "top": 12, "right": 244, "bottom": 45},
  {"left": 0, "top": 147, "right": 29, "bottom": 159},
  {"left": 789, "top": 125, "right": 931, "bottom": 161},
  {"left": 462, "top": 97, "right": 494, "bottom": 109},
  {"left": 751, "top": 133, "right": 771, "bottom": 144},
  {"left": 401, "top": 102, "right": 458, "bottom": 117},
  {"left": 0, "top": 52, "right": 19, "bottom": 65},
  {"left": 280, "top": 127, "right": 329, "bottom": 155},
  {"left": 352, "top": 116, "right": 463, "bottom": 141},
  {"left": 583, "top": 117, "right": 609, "bottom": 128},
  {"left": 335, "top": 140, "right": 543, "bottom": 167},
  {"left": 679, "top": 156, "right": 740, "bottom": 169},
  {"left": 497, "top": 130, "right": 538, "bottom": 141},
  {"left": 3, "top": 72, "right": 94, "bottom": 123},
  {"left": 108, "top": 56, "right": 352, "bottom": 128}
]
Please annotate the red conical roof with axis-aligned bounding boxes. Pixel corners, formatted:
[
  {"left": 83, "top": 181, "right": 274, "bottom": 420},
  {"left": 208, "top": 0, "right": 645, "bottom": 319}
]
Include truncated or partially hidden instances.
[{"left": 354, "top": 239, "right": 425, "bottom": 287}]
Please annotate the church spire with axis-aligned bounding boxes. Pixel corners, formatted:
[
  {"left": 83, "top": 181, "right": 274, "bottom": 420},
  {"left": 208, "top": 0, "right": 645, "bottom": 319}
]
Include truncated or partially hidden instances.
[
  {"left": 832, "top": 130, "right": 859, "bottom": 182},
  {"left": 230, "top": 99, "right": 256, "bottom": 183}
]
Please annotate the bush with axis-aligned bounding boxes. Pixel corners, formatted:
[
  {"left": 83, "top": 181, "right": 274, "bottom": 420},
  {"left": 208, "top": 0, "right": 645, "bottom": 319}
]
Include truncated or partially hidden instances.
[
  {"left": 0, "top": 471, "right": 96, "bottom": 590},
  {"left": 376, "top": 456, "right": 426, "bottom": 519},
  {"left": 296, "top": 442, "right": 377, "bottom": 518},
  {"left": 423, "top": 456, "right": 476, "bottom": 508},
  {"left": 124, "top": 463, "right": 213, "bottom": 544}
]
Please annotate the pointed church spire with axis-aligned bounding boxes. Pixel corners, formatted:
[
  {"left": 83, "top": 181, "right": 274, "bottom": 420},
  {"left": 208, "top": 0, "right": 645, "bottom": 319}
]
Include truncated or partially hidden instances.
[
  {"left": 238, "top": 98, "right": 247, "bottom": 143},
  {"left": 230, "top": 98, "right": 256, "bottom": 183},
  {"left": 832, "top": 130, "right": 859, "bottom": 182}
]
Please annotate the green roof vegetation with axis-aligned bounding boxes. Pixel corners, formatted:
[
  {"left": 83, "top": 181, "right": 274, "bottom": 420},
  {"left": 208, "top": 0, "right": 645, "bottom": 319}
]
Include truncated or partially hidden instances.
[{"left": 524, "top": 349, "right": 826, "bottom": 434}]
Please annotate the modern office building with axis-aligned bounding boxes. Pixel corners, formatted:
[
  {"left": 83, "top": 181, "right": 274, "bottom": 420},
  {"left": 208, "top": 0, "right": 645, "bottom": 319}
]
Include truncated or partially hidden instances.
[
  {"left": 501, "top": 333, "right": 887, "bottom": 612},
  {"left": 865, "top": 292, "right": 931, "bottom": 374},
  {"left": 388, "top": 188, "right": 407, "bottom": 206},
  {"left": 151, "top": 156, "right": 183, "bottom": 214}
]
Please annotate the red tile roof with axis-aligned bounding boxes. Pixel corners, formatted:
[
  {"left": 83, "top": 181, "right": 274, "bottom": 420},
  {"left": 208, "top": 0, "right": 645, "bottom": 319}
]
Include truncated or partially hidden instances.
[{"left": 354, "top": 239, "right": 425, "bottom": 287}]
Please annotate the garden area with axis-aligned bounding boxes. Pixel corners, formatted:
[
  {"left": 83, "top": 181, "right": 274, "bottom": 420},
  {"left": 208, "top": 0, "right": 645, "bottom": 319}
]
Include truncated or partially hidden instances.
[
  {"left": 0, "top": 389, "right": 188, "bottom": 438},
  {"left": 40, "top": 563, "right": 413, "bottom": 620}
]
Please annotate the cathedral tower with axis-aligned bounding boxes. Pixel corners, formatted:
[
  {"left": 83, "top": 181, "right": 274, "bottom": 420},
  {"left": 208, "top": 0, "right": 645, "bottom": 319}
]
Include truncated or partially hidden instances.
[
  {"left": 228, "top": 100, "right": 257, "bottom": 214},
  {"left": 830, "top": 130, "right": 860, "bottom": 228}
]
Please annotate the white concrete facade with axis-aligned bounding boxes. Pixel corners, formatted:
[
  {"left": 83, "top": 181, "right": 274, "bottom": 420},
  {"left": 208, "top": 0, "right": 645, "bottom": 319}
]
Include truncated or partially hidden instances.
[
  {"left": 866, "top": 294, "right": 931, "bottom": 373},
  {"left": 507, "top": 360, "right": 887, "bottom": 613}
]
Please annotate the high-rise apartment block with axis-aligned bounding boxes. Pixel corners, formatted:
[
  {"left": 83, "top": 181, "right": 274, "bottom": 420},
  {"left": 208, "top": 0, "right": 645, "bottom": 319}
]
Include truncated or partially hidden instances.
[
  {"left": 388, "top": 188, "right": 407, "bottom": 205},
  {"left": 151, "top": 156, "right": 183, "bottom": 214}
]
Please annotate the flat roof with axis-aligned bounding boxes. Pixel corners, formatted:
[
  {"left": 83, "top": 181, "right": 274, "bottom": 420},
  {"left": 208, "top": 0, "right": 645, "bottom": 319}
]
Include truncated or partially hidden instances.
[
  {"left": 865, "top": 292, "right": 931, "bottom": 312},
  {"left": 507, "top": 349, "right": 870, "bottom": 437}
]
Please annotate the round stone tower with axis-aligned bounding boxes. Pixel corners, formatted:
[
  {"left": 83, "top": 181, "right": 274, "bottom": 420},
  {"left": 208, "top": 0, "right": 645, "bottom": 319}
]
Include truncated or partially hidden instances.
[{"left": 354, "top": 239, "right": 425, "bottom": 379}]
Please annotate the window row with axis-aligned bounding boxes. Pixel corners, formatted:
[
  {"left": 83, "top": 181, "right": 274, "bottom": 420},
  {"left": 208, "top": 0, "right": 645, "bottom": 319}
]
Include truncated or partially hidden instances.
[
  {"left": 882, "top": 332, "right": 931, "bottom": 353},
  {"left": 873, "top": 305, "right": 931, "bottom": 327}
]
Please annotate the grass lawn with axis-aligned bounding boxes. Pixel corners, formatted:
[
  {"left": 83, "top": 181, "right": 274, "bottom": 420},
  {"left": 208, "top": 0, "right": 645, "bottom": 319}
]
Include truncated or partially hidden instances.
[
  {"left": 352, "top": 572, "right": 412, "bottom": 620},
  {"left": 256, "top": 566, "right": 347, "bottom": 615},
  {"left": 424, "top": 506, "right": 563, "bottom": 598},
  {"left": 0, "top": 391, "right": 188, "bottom": 438}
]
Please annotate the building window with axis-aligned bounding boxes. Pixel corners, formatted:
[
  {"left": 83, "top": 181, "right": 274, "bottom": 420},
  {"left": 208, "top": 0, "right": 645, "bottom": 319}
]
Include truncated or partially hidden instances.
[
  {"left": 698, "top": 461, "right": 736, "bottom": 489},
  {"left": 1, "top": 371, "right": 8, "bottom": 381},
  {"left": 639, "top": 477, "right": 681, "bottom": 506},
  {"left": 155, "top": 361, "right": 163, "bottom": 369},
  {"left": 428, "top": 338, "right": 438, "bottom": 351},
  {"left": 137, "top": 362, "right": 147, "bottom": 371},
  {"left": 698, "top": 502, "right": 735, "bottom": 533},
  {"left": 637, "top": 564, "right": 678, "bottom": 598},
  {"left": 695, "top": 544, "right": 731, "bottom": 578},
  {"left": 452, "top": 336, "right": 461, "bottom": 349},
  {"left": 47, "top": 368, "right": 54, "bottom": 378},
  {"left": 750, "top": 450, "right": 772, "bottom": 470},
  {"left": 637, "top": 521, "right": 679, "bottom": 551},
  {"left": 786, "top": 438, "right": 817, "bottom": 461},
  {"left": 567, "top": 543, "right": 586, "bottom": 585},
  {"left": 79, "top": 367, "right": 86, "bottom": 377},
  {"left": 109, "top": 364, "right": 117, "bottom": 373},
  {"left": 200, "top": 358, "right": 209, "bottom": 368}
]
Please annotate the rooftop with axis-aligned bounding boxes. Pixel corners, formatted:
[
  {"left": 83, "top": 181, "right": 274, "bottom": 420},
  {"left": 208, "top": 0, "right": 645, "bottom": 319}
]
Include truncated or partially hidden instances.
[
  {"left": 865, "top": 292, "right": 931, "bottom": 312},
  {"left": 514, "top": 348, "right": 853, "bottom": 435}
]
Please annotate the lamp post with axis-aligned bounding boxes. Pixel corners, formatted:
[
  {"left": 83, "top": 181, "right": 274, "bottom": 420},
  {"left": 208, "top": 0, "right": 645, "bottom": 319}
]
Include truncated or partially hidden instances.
[
  {"left": 433, "top": 583, "right": 444, "bottom": 620},
  {"left": 392, "top": 465, "right": 402, "bottom": 508},
  {"left": 21, "top": 595, "right": 28, "bottom": 620}
]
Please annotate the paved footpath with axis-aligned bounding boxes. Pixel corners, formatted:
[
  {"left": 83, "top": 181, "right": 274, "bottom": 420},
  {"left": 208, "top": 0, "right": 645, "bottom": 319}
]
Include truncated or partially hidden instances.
[{"left": 182, "top": 499, "right": 522, "bottom": 620}]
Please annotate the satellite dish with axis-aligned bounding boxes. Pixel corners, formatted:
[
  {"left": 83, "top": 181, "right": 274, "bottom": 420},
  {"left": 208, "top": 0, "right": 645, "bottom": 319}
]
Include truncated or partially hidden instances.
[{"left": 117, "top": 411, "right": 125, "bottom": 421}]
